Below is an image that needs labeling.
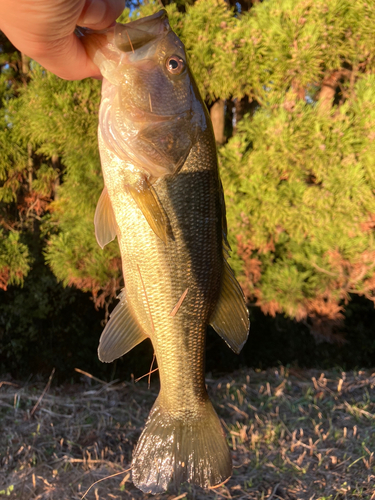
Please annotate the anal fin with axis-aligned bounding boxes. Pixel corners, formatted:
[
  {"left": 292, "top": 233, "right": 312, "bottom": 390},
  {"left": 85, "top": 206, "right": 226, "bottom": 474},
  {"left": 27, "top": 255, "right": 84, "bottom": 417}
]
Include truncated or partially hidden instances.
[
  {"left": 128, "top": 177, "right": 172, "bottom": 244},
  {"left": 94, "top": 186, "right": 117, "bottom": 249},
  {"left": 210, "top": 260, "right": 249, "bottom": 354},
  {"left": 98, "top": 290, "right": 148, "bottom": 363}
]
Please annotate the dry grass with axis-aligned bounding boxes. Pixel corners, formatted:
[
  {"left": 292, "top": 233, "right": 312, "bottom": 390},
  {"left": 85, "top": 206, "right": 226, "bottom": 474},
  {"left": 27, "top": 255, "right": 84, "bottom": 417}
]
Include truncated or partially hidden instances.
[{"left": 1, "top": 367, "right": 375, "bottom": 500}]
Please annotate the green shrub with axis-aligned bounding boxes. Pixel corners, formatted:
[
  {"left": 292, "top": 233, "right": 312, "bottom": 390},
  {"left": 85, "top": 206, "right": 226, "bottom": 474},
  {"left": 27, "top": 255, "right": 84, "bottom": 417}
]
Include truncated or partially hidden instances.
[
  {"left": 220, "top": 75, "right": 375, "bottom": 338},
  {"left": 1, "top": 0, "right": 375, "bottom": 375}
]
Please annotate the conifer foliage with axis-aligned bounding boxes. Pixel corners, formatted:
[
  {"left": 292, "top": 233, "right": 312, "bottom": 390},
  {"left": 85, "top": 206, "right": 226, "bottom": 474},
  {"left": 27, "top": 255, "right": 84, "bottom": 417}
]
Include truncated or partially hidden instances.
[
  {"left": 0, "top": 0, "right": 374, "bottom": 349},
  {"left": 0, "top": 34, "right": 31, "bottom": 289}
]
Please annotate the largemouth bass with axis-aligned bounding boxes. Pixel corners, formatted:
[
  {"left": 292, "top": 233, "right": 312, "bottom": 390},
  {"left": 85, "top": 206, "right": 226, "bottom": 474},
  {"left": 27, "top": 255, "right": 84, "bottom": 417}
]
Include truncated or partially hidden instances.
[{"left": 81, "top": 10, "right": 249, "bottom": 494}]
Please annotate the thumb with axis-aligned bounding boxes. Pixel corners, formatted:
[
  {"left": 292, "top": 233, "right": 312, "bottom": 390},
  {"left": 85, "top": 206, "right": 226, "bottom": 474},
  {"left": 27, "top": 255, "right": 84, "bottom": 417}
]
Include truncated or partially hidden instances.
[{"left": 78, "top": 0, "right": 125, "bottom": 29}]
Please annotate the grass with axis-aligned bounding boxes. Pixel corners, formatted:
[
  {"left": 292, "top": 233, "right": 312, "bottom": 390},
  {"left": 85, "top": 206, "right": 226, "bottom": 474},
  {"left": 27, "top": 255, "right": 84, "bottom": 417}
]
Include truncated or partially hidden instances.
[{"left": 1, "top": 366, "right": 375, "bottom": 499}]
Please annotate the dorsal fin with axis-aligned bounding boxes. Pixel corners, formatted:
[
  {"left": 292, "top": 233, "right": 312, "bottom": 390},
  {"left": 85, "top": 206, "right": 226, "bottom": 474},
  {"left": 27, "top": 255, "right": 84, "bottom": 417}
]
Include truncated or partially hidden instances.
[
  {"left": 94, "top": 187, "right": 117, "bottom": 249},
  {"left": 209, "top": 260, "right": 249, "bottom": 354},
  {"left": 98, "top": 290, "right": 148, "bottom": 363},
  {"left": 219, "top": 178, "right": 231, "bottom": 253}
]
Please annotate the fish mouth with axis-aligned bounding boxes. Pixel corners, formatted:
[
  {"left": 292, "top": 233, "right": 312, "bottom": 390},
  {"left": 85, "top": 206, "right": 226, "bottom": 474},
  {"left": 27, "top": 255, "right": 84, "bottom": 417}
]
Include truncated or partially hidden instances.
[
  {"left": 114, "top": 10, "right": 169, "bottom": 53},
  {"left": 76, "top": 10, "right": 171, "bottom": 70}
]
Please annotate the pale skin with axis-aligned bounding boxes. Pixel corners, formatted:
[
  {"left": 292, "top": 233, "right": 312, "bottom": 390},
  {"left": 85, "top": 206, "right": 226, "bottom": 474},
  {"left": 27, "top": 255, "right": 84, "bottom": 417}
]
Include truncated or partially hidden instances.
[{"left": 0, "top": 0, "right": 124, "bottom": 80}]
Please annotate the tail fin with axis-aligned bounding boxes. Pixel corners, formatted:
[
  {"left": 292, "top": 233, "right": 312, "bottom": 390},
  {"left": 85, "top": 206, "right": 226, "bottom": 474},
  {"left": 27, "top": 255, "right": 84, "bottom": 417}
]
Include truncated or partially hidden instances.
[{"left": 132, "top": 398, "right": 232, "bottom": 494}]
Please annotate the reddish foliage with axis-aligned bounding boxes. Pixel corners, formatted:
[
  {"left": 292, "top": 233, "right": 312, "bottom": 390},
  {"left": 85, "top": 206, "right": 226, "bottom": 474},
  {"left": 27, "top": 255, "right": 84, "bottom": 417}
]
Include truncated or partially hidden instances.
[
  {"left": 17, "top": 191, "right": 51, "bottom": 217},
  {"left": 304, "top": 294, "right": 345, "bottom": 344},
  {"left": 0, "top": 215, "right": 18, "bottom": 231},
  {"left": 327, "top": 249, "right": 375, "bottom": 301},
  {"left": 0, "top": 266, "right": 10, "bottom": 291},
  {"left": 94, "top": 276, "right": 123, "bottom": 309},
  {"left": 237, "top": 235, "right": 284, "bottom": 318},
  {"left": 306, "top": 294, "right": 344, "bottom": 321},
  {"left": 360, "top": 213, "right": 375, "bottom": 232},
  {"left": 257, "top": 297, "right": 283, "bottom": 318},
  {"left": 94, "top": 277, "right": 123, "bottom": 323},
  {"left": 67, "top": 257, "right": 123, "bottom": 320},
  {"left": 236, "top": 234, "right": 375, "bottom": 343},
  {"left": 67, "top": 276, "right": 100, "bottom": 292},
  {"left": 236, "top": 234, "right": 261, "bottom": 298},
  {"left": 108, "top": 257, "right": 122, "bottom": 273}
]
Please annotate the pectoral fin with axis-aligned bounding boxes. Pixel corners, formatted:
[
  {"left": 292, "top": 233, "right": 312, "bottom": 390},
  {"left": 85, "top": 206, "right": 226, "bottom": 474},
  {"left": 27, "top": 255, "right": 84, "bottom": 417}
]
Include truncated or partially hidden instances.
[
  {"left": 94, "top": 187, "right": 117, "bottom": 249},
  {"left": 210, "top": 260, "right": 249, "bottom": 354},
  {"left": 128, "top": 177, "right": 172, "bottom": 244},
  {"left": 98, "top": 290, "right": 148, "bottom": 363}
]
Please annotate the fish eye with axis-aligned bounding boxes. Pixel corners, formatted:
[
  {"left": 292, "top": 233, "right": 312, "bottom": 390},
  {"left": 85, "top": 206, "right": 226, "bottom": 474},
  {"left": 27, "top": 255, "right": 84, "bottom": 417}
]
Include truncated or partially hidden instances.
[{"left": 166, "top": 56, "right": 185, "bottom": 75}]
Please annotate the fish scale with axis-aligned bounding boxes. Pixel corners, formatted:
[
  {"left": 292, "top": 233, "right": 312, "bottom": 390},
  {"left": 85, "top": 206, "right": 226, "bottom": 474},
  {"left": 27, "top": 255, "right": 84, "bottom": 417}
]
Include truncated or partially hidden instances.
[{"left": 81, "top": 9, "right": 249, "bottom": 494}]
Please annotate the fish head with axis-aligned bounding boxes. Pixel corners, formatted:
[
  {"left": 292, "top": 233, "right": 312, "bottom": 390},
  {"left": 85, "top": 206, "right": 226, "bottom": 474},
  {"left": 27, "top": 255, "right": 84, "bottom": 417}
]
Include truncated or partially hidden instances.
[
  {"left": 81, "top": 10, "right": 208, "bottom": 179},
  {"left": 114, "top": 10, "right": 190, "bottom": 116}
]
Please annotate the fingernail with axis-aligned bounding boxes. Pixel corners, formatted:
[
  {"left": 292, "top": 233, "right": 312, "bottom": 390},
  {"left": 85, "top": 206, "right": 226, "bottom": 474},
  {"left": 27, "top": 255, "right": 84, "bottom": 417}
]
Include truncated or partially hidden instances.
[{"left": 81, "top": 0, "right": 107, "bottom": 26}]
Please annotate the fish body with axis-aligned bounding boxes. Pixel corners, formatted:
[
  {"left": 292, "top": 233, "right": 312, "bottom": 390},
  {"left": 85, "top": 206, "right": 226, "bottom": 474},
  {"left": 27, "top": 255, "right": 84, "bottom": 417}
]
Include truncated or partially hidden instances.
[{"left": 82, "top": 10, "right": 249, "bottom": 494}]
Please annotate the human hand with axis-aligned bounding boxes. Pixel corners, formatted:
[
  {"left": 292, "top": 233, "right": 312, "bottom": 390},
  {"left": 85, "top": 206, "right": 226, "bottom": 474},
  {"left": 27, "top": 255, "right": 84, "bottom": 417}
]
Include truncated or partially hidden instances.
[{"left": 0, "top": 0, "right": 124, "bottom": 80}]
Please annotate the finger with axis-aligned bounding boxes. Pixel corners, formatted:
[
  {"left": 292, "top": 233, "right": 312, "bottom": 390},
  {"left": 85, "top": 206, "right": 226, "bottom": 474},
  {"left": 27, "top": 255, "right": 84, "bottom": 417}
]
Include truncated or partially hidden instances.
[
  {"left": 78, "top": 0, "right": 125, "bottom": 29},
  {"left": 29, "top": 34, "right": 101, "bottom": 80}
]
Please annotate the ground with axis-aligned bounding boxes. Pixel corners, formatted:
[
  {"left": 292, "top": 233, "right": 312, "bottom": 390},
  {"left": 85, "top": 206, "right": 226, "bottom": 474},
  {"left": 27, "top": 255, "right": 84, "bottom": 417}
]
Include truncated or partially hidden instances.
[{"left": 1, "top": 367, "right": 375, "bottom": 500}]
